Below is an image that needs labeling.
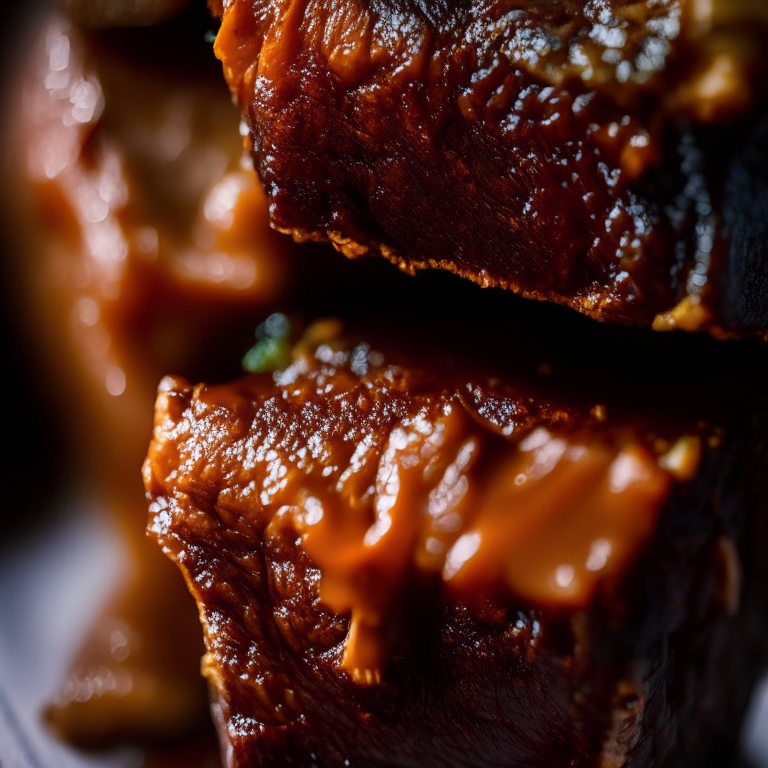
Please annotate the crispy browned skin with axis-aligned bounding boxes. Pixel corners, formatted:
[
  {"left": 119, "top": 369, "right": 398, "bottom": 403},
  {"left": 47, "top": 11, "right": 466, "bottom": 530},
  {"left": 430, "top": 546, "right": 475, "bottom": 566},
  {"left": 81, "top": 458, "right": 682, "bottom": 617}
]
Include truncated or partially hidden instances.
[
  {"left": 211, "top": 0, "right": 768, "bottom": 332},
  {"left": 145, "top": 323, "right": 768, "bottom": 768}
]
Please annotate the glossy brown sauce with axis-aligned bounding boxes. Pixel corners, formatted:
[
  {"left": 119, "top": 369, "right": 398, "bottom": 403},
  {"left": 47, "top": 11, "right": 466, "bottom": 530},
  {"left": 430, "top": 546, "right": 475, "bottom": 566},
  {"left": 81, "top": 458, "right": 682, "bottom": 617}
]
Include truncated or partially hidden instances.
[
  {"left": 302, "top": 421, "right": 671, "bottom": 684},
  {"left": 146, "top": 324, "right": 695, "bottom": 686}
]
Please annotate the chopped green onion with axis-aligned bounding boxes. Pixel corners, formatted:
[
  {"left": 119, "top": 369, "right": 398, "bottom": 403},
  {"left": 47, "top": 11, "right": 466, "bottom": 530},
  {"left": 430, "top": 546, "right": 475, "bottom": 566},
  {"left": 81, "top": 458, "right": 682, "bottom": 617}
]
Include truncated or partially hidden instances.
[
  {"left": 242, "top": 314, "right": 293, "bottom": 373},
  {"left": 242, "top": 337, "right": 292, "bottom": 374}
]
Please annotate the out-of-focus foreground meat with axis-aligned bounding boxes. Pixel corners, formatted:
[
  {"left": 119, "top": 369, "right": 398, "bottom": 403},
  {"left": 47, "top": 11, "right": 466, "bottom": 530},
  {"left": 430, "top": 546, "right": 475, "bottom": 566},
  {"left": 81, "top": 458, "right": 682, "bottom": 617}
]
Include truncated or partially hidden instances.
[
  {"left": 145, "top": 319, "right": 768, "bottom": 768},
  {"left": 212, "top": 0, "right": 768, "bottom": 334},
  {"left": 6, "top": 6, "right": 307, "bottom": 748}
]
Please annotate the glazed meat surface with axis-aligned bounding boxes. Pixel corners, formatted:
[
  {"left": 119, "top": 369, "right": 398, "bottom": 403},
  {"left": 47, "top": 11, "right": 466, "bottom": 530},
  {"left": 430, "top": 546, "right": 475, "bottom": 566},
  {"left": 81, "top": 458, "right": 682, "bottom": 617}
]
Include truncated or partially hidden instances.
[
  {"left": 212, "top": 0, "right": 768, "bottom": 333},
  {"left": 145, "top": 320, "right": 768, "bottom": 767}
]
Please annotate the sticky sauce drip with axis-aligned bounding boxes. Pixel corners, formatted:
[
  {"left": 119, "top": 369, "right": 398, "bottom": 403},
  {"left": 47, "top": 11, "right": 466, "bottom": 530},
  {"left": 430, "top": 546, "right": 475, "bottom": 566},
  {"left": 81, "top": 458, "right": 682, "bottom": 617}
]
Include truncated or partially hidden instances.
[
  {"left": 272, "top": 409, "right": 672, "bottom": 685},
  {"left": 280, "top": 403, "right": 477, "bottom": 684}
]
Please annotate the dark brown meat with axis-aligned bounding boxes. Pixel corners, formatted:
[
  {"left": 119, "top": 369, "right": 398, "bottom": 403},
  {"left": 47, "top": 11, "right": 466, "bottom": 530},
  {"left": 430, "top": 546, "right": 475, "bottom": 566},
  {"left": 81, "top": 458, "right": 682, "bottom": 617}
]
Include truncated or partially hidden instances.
[
  {"left": 144, "top": 320, "right": 768, "bottom": 768},
  {"left": 211, "top": 0, "right": 768, "bottom": 333}
]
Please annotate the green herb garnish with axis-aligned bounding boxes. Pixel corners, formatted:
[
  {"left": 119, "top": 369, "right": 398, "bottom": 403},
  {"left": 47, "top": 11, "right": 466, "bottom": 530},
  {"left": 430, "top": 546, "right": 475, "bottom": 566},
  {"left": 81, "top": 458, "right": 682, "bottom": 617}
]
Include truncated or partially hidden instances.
[{"left": 242, "top": 313, "right": 292, "bottom": 373}]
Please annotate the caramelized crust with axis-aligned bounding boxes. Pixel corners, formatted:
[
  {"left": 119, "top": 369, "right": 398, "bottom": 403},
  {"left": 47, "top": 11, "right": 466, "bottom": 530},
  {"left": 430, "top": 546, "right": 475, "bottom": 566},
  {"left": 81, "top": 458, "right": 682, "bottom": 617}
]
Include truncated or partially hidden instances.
[
  {"left": 144, "top": 325, "right": 768, "bottom": 767},
  {"left": 212, "top": 0, "right": 768, "bottom": 332}
]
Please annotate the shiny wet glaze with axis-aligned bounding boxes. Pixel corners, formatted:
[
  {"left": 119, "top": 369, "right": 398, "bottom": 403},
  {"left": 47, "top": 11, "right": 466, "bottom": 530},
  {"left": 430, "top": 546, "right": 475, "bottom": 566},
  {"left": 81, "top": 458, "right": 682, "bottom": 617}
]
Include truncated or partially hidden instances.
[
  {"left": 212, "top": 0, "right": 768, "bottom": 331},
  {"left": 146, "top": 326, "right": 692, "bottom": 686},
  {"left": 142, "top": 321, "right": 768, "bottom": 768}
]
